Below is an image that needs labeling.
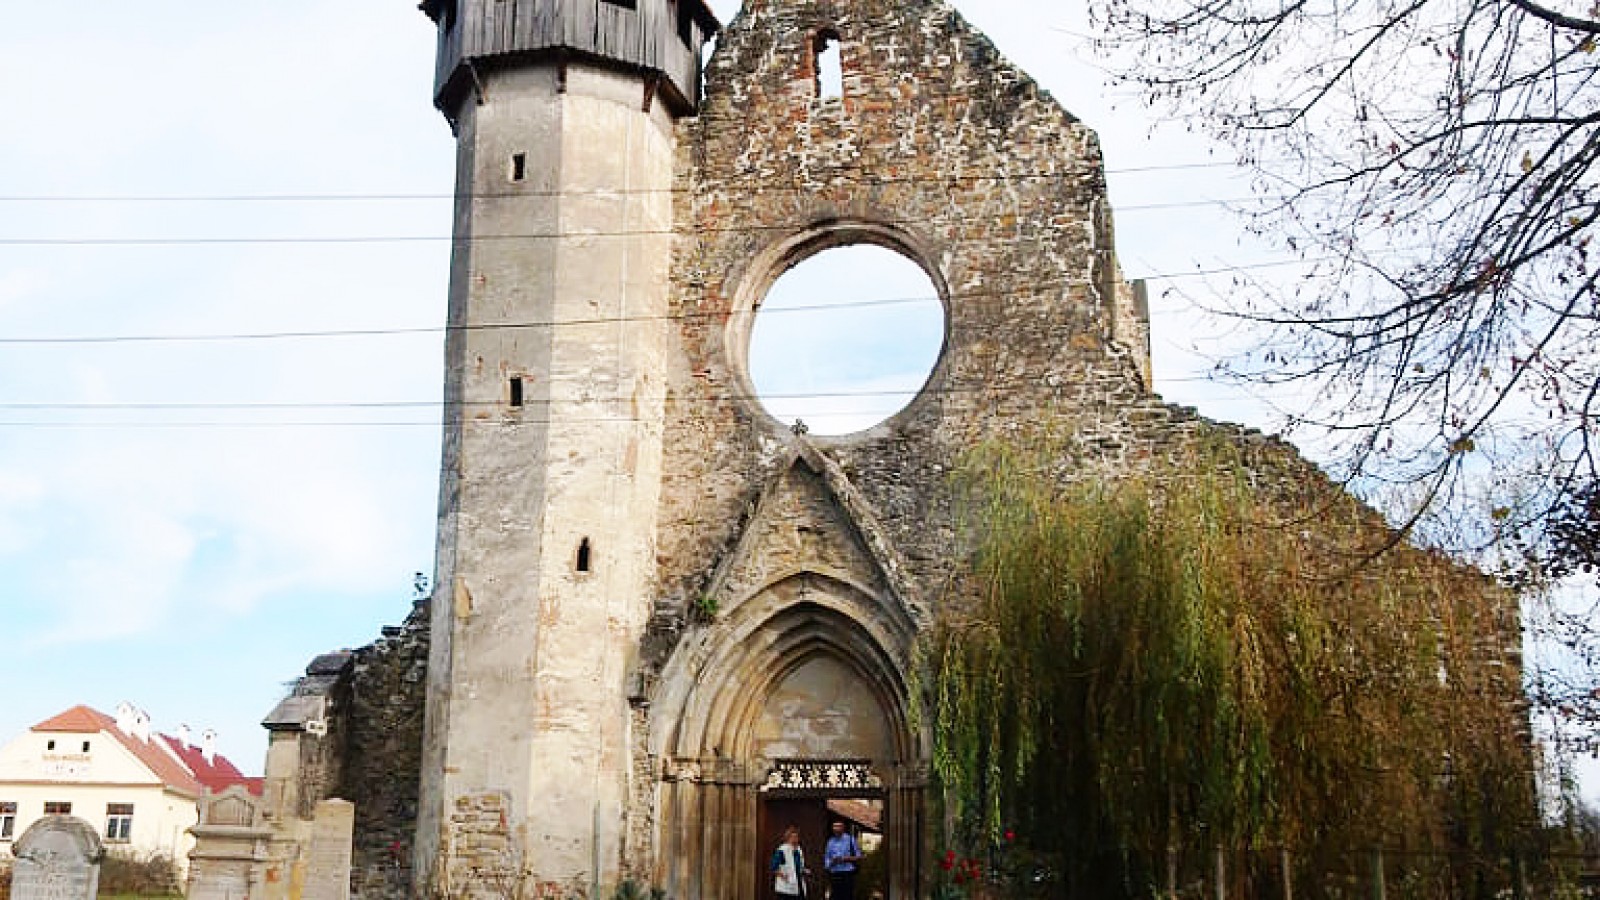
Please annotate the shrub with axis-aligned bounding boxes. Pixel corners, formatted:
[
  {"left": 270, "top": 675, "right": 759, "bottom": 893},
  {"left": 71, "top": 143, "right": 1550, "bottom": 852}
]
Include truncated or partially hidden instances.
[{"left": 97, "top": 849, "right": 180, "bottom": 897}]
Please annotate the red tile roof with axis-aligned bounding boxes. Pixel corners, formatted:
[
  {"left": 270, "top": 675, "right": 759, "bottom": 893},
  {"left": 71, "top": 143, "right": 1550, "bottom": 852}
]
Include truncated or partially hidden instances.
[
  {"left": 158, "top": 735, "right": 262, "bottom": 795},
  {"left": 31, "top": 705, "right": 112, "bottom": 733},
  {"left": 28, "top": 705, "right": 261, "bottom": 797}
]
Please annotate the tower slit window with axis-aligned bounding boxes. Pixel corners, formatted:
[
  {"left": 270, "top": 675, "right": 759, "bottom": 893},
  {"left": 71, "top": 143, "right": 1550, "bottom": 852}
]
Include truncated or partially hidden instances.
[
  {"left": 509, "top": 375, "right": 525, "bottom": 408},
  {"left": 510, "top": 153, "right": 527, "bottom": 182},
  {"left": 576, "top": 538, "right": 592, "bottom": 573}
]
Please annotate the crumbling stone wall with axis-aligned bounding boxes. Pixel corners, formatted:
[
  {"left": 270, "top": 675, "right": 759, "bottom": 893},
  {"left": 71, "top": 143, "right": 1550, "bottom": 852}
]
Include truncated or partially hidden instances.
[
  {"left": 650, "top": 0, "right": 1144, "bottom": 652},
  {"left": 267, "top": 599, "right": 428, "bottom": 900},
  {"left": 341, "top": 600, "right": 430, "bottom": 899}
]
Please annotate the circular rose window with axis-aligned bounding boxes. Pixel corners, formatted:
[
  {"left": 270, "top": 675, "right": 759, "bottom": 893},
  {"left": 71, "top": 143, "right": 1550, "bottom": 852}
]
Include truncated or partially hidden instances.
[{"left": 746, "top": 245, "right": 945, "bottom": 436}]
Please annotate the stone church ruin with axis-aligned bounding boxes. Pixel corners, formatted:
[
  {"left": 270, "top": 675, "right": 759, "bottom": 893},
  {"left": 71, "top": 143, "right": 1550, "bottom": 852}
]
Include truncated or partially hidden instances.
[{"left": 226, "top": 1, "right": 1526, "bottom": 898}]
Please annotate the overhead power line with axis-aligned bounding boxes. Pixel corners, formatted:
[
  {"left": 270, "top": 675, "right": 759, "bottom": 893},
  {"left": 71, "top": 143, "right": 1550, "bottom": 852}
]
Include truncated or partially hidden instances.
[
  {"left": 0, "top": 194, "right": 1263, "bottom": 248},
  {"left": 0, "top": 254, "right": 1343, "bottom": 347},
  {"left": 0, "top": 161, "right": 1246, "bottom": 204},
  {"left": 0, "top": 369, "right": 1259, "bottom": 418}
]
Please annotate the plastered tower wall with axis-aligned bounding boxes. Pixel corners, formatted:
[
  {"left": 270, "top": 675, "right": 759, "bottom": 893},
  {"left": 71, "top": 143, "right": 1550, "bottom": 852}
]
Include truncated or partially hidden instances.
[{"left": 417, "top": 57, "right": 684, "bottom": 900}]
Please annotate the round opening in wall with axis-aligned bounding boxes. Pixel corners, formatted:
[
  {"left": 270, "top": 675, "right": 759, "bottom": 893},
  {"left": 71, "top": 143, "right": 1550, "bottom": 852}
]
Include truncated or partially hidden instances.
[{"left": 747, "top": 244, "right": 945, "bottom": 436}]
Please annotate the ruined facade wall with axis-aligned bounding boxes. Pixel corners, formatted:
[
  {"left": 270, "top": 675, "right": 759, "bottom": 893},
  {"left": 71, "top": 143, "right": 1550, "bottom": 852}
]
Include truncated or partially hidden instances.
[
  {"left": 650, "top": 0, "right": 1142, "bottom": 654},
  {"left": 260, "top": 1, "right": 1525, "bottom": 896}
]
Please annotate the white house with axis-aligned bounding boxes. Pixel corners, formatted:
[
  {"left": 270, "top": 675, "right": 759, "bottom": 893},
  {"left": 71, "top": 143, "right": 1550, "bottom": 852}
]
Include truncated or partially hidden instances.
[{"left": 0, "top": 703, "right": 260, "bottom": 871}]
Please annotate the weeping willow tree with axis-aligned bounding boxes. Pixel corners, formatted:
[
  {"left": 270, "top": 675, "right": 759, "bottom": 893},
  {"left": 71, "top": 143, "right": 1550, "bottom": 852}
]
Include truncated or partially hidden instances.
[{"left": 922, "top": 440, "right": 1536, "bottom": 898}]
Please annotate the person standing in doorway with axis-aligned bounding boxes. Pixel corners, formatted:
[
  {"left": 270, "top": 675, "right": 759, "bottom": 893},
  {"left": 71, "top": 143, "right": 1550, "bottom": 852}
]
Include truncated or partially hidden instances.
[
  {"left": 824, "top": 820, "right": 863, "bottom": 900},
  {"left": 772, "top": 825, "right": 808, "bottom": 898}
]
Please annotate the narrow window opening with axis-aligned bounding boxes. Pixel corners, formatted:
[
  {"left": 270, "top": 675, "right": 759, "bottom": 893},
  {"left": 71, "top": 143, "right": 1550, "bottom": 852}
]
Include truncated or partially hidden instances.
[
  {"left": 576, "top": 538, "right": 592, "bottom": 573},
  {"left": 813, "top": 29, "right": 843, "bottom": 100},
  {"left": 509, "top": 375, "right": 525, "bottom": 408},
  {"left": 81, "top": 741, "right": 90, "bottom": 753},
  {"left": 46, "top": 740, "right": 55, "bottom": 751},
  {"left": 510, "top": 153, "right": 527, "bottom": 182},
  {"left": 601, "top": 0, "right": 637, "bottom": 8}
]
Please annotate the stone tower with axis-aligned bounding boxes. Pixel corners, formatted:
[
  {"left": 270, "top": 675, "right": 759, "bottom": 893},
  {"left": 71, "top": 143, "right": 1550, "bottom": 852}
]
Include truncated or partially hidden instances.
[{"left": 414, "top": 0, "right": 719, "bottom": 896}]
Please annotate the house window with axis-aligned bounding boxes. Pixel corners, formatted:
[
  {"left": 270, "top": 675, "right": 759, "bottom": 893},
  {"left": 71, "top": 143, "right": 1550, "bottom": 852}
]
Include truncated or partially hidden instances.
[
  {"left": 105, "top": 803, "right": 134, "bottom": 842},
  {"left": 81, "top": 741, "right": 90, "bottom": 753},
  {"left": 44, "top": 801, "right": 71, "bottom": 815},
  {"left": 0, "top": 802, "right": 15, "bottom": 840},
  {"left": 46, "top": 739, "right": 55, "bottom": 751}
]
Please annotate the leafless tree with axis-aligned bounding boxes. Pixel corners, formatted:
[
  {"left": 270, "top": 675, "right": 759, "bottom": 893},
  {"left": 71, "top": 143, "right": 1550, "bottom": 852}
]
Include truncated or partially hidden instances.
[{"left": 1090, "top": 0, "right": 1600, "bottom": 744}]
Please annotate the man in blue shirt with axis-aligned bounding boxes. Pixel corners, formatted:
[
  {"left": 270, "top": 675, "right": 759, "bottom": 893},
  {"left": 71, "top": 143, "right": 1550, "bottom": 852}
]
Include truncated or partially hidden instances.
[{"left": 823, "top": 820, "right": 863, "bottom": 900}]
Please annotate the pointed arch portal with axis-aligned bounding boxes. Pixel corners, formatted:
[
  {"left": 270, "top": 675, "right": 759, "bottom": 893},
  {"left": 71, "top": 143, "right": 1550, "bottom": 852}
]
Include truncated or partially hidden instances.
[{"left": 652, "top": 573, "right": 926, "bottom": 900}]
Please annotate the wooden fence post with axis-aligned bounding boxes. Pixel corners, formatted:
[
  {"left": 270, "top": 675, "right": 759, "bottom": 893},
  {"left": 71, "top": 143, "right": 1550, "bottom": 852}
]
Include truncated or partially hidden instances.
[
  {"left": 1370, "top": 848, "right": 1386, "bottom": 900},
  {"left": 1214, "top": 844, "right": 1226, "bottom": 900},
  {"left": 1280, "top": 846, "right": 1293, "bottom": 900}
]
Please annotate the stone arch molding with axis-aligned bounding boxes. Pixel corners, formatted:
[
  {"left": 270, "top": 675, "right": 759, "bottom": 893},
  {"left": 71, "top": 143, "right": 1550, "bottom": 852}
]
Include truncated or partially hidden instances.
[
  {"left": 650, "top": 439, "right": 929, "bottom": 759},
  {"left": 723, "top": 218, "right": 954, "bottom": 439},
  {"left": 652, "top": 571, "right": 918, "bottom": 764}
]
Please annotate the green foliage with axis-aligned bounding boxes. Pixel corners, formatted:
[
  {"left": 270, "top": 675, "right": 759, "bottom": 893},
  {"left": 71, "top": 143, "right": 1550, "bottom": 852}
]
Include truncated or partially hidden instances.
[
  {"left": 922, "top": 441, "right": 1537, "bottom": 897},
  {"left": 609, "top": 878, "right": 667, "bottom": 900}
]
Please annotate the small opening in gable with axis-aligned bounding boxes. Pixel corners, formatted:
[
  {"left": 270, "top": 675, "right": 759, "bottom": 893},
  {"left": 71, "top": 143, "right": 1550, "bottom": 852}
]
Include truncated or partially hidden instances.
[
  {"left": 813, "top": 29, "right": 843, "bottom": 100},
  {"left": 576, "top": 538, "right": 592, "bottom": 573}
]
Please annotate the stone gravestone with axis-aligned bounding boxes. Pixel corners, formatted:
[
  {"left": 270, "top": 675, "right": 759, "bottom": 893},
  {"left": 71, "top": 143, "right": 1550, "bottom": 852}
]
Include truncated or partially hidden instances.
[
  {"left": 301, "top": 798, "right": 355, "bottom": 900},
  {"left": 11, "top": 815, "right": 105, "bottom": 900},
  {"left": 187, "top": 786, "right": 271, "bottom": 900}
]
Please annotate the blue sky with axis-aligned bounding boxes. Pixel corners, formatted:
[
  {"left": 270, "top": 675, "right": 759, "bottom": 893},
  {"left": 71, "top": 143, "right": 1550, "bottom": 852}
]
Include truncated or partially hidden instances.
[{"left": 0, "top": 2, "right": 1279, "bottom": 774}]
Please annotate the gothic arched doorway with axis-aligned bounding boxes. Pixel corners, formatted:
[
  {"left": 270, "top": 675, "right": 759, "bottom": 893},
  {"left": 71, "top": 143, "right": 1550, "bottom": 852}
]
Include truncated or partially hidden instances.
[{"left": 650, "top": 573, "right": 925, "bottom": 900}]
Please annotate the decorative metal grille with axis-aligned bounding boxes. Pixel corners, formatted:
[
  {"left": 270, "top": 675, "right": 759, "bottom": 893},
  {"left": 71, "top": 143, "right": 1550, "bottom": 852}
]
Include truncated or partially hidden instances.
[{"left": 759, "top": 760, "right": 882, "bottom": 793}]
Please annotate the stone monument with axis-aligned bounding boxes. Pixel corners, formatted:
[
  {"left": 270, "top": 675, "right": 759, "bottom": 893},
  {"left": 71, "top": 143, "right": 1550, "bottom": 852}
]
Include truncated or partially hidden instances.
[
  {"left": 301, "top": 799, "right": 355, "bottom": 900},
  {"left": 10, "top": 815, "right": 104, "bottom": 900},
  {"left": 188, "top": 786, "right": 271, "bottom": 900}
]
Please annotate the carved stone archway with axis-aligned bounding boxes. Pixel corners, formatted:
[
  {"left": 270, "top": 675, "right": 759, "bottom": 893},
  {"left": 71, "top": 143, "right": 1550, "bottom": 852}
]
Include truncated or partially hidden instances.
[{"left": 651, "top": 573, "right": 926, "bottom": 900}]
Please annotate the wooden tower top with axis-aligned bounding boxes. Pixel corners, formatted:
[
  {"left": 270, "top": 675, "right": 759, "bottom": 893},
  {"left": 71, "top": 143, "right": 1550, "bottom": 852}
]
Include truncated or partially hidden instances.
[{"left": 421, "top": 0, "right": 720, "bottom": 120}]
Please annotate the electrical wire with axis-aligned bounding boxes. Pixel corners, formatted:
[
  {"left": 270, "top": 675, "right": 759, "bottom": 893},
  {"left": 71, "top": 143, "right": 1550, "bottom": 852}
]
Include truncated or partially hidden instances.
[
  {"left": 0, "top": 161, "right": 1247, "bottom": 204},
  {"left": 0, "top": 254, "right": 1343, "bottom": 347}
]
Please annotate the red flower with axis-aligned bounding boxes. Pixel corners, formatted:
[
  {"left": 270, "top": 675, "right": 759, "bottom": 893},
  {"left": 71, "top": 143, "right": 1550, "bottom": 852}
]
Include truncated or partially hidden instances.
[{"left": 1004, "top": 829, "right": 1015, "bottom": 842}]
